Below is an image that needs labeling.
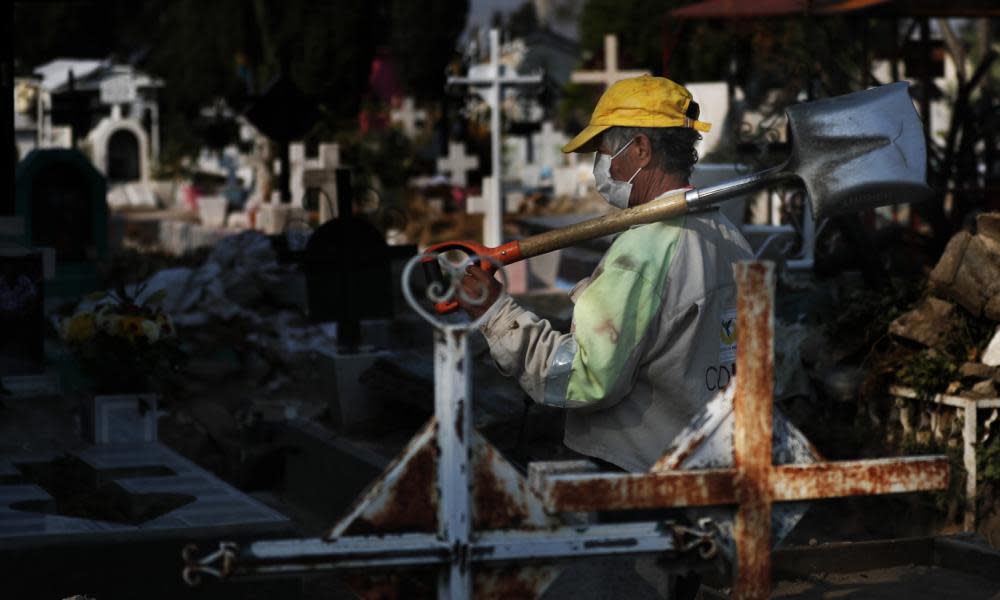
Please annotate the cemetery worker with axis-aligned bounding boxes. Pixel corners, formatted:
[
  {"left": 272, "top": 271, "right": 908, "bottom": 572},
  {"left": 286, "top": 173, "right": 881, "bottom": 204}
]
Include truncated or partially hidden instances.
[{"left": 460, "top": 75, "right": 753, "bottom": 473}]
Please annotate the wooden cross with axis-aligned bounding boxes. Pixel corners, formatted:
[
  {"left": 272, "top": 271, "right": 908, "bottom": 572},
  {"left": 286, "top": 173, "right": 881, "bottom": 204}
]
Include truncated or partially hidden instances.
[
  {"left": 437, "top": 141, "right": 480, "bottom": 188},
  {"left": 390, "top": 96, "right": 427, "bottom": 138},
  {"left": 570, "top": 34, "right": 651, "bottom": 89}
]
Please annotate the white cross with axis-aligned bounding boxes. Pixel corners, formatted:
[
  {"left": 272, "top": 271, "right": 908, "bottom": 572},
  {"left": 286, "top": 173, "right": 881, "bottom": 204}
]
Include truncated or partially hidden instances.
[
  {"left": 448, "top": 28, "right": 543, "bottom": 248},
  {"left": 532, "top": 121, "right": 567, "bottom": 168},
  {"left": 436, "top": 141, "right": 479, "bottom": 188},
  {"left": 289, "top": 142, "right": 340, "bottom": 215},
  {"left": 570, "top": 34, "right": 650, "bottom": 89},
  {"left": 390, "top": 96, "right": 427, "bottom": 138}
]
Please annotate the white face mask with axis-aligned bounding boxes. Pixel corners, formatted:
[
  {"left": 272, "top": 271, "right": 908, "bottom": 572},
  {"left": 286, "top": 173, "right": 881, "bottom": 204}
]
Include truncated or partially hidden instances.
[{"left": 593, "top": 137, "right": 642, "bottom": 209}]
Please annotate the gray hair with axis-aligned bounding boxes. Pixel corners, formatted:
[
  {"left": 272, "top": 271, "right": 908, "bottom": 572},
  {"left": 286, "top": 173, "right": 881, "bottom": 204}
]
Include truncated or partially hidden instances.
[{"left": 603, "top": 126, "right": 703, "bottom": 181}]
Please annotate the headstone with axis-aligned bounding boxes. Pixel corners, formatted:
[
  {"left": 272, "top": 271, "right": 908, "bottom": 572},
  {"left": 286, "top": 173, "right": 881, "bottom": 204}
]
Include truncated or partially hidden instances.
[
  {"left": 983, "top": 327, "right": 1000, "bottom": 368},
  {"left": 552, "top": 166, "right": 578, "bottom": 198},
  {"left": 197, "top": 195, "right": 228, "bottom": 228},
  {"left": 437, "top": 141, "right": 479, "bottom": 187},
  {"left": 106, "top": 182, "right": 157, "bottom": 210},
  {"left": 99, "top": 73, "right": 138, "bottom": 105},
  {"left": 91, "top": 394, "right": 160, "bottom": 444},
  {"left": 0, "top": 248, "right": 44, "bottom": 375},
  {"left": 448, "top": 28, "right": 543, "bottom": 247},
  {"left": 389, "top": 97, "right": 427, "bottom": 138},
  {"left": 684, "top": 82, "right": 728, "bottom": 155},
  {"left": 289, "top": 142, "right": 340, "bottom": 216},
  {"left": 467, "top": 176, "right": 493, "bottom": 215},
  {"left": 533, "top": 121, "right": 567, "bottom": 169},
  {"left": 12, "top": 149, "right": 108, "bottom": 300},
  {"left": 505, "top": 190, "right": 525, "bottom": 214},
  {"left": 256, "top": 203, "right": 306, "bottom": 235},
  {"left": 570, "top": 34, "right": 650, "bottom": 89},
  {"left": 86, "top": 118, "right": 151, "bottom": 183}
]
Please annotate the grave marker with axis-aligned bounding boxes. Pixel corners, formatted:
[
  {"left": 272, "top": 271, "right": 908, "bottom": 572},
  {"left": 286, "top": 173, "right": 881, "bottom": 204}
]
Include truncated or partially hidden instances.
[
  {"left": 389, "top": 97, "right": 427, "bottom": 138},
  {"left": 448, "top": 28, "right": 542, "bottom": 247},
  {"left": 437, "top": 141, "right": 479, "bottom": 188},
  {"left": 570, "top": 34, "right": 650, "bottom": 89}
]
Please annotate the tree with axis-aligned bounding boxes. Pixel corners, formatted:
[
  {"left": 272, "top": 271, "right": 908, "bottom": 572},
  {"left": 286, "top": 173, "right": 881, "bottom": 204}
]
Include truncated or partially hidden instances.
[{"left": 14, "top": 1, "right": 468, "bottom": 164}]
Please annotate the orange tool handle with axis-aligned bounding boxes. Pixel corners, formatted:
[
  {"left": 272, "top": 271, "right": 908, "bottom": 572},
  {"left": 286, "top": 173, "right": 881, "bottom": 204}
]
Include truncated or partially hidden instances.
[{"left": 419, "top": 240, "right": 523, "bottom": 314}]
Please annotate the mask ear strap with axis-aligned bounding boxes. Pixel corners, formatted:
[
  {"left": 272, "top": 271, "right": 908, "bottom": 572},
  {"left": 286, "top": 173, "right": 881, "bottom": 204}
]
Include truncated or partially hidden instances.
[
  {"left": 611, "top": 137, "right": 634, "bottom": 159},
  {"left": 627, "top": 166, "right": 642, "bottom": 184}
]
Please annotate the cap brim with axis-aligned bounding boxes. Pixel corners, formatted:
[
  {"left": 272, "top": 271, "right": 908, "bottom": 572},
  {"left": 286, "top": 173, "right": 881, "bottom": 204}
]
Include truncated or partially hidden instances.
[{"left": 562, "top": 124, "right": 611, "bottom": 154}]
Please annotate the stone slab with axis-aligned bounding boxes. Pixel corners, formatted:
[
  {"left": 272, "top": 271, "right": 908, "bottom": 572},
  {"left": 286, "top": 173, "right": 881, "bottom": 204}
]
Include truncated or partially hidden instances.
[{"left": 0, "top": 442, "right": 289, "bottom": 542}]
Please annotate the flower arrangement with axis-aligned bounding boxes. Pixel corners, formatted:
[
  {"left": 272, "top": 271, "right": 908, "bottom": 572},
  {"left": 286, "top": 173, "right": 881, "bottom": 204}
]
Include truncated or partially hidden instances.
[{"left": 61, "top": 285, "right": 182, "bottom": 394}]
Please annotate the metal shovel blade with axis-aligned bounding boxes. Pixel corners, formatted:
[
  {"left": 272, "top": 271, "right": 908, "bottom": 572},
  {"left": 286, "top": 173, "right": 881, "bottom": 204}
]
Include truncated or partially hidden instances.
[{"left": 786, "top": 81, "right": 933, "bottom": 221}]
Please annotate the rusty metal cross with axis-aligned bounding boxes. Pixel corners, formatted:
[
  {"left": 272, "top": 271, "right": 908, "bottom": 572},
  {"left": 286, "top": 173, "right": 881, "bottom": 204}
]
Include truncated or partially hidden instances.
[
  {"left": 184, "top": 260, "right": 949, "bottom": 599},
  {"left": 533, "top": 262, "right": 949, "bottom": 598}
]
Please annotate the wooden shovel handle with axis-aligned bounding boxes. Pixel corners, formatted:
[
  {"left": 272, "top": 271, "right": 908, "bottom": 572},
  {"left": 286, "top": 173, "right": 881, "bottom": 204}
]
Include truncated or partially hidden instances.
[
  {"left": 519, "top": 188, "right": 689, "bottom": 259},
  {"left": 420, "top": 188, "right": 690, "bottom": 314}
]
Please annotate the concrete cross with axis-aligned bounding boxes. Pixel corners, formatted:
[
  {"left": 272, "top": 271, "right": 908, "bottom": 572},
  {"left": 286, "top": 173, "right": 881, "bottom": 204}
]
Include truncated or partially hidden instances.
[
  {"left": 570, "top": 34, "right": 650, "bottom": 89},
  {"left": 437, "top": 141, "right": 479, "bottom": 188},
  {"left": 289, "top": 142, "right": 340, "bottom": 212},
  {"left": 390, "top": 96, "right": 427, "bottom": 138},
  {"left": 532, "top": 121, "right": 567, "bottom": 168},
  {"left": 447, "top": 28, "right": 543, "bottom": 247}
]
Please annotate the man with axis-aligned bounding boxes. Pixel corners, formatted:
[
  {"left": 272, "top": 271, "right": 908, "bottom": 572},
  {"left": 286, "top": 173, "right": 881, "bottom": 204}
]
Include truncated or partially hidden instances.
[{"left": 461, "top": 75, "right": 753, "bottom": 473}]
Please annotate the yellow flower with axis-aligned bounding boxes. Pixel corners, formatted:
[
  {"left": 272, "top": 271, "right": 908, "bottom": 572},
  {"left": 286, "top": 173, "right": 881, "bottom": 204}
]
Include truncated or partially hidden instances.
[
  {"left": 63, "top": 313, "right": 97, "bottom": 343},
  {"left": 120, "top": 316, "right": 146, "bottom": 340},
  {"left": 155, "top": 313, "right": 176, "bottom": 337},
  {"left": 141, "top": 319, "right": 161, "bottom": 343}
]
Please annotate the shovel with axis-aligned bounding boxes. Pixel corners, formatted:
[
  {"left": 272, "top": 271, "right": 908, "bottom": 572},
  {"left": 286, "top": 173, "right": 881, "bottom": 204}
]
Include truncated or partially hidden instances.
[{"left": 423, "top": 82, "right": 932, "bottom": 312}]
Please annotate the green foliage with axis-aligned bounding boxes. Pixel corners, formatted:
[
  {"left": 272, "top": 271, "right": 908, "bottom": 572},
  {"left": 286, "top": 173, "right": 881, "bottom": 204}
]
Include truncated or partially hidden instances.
[
  {"left": 896, "top": 350, "right": 958, "bottom": 400},
  {"left": 825, "top": 278, "right": 923, "bottom": 352},
  {"left": 388, "top": 0, "right": 469, "bottom": 102},
  {"left": 15, "top": 1, "right": 468, "bottom": 164},
  {"left": 979, "top": 435, "right": 1000, "bottom": 489},
  {"left": 337, "top": 127, "right": 432, "bottom": 192}
]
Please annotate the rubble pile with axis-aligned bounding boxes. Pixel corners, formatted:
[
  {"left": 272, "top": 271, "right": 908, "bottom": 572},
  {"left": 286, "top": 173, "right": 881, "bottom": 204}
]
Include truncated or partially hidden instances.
[
  {"left": 70, "top": 231, "right": 357, "bottom": 484},
  {"left": 888, "top": 213, "right": 1000, "bottom": 402}
]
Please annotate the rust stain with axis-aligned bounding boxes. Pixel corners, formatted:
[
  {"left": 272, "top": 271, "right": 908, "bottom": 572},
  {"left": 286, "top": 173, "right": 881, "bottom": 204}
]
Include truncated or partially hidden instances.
[
  {"left": 474, "top": 566, "right": 553, "bottom": 599},
  {"left": 595, "top": 319, "right": 620, "bottom": 344},
  {"left": 472, "top": 444, "right": 533, "bottom": 530},
  {"left": 455, "top": 398, "right": 465, "bottom": 443},
  {"left": 546, "top": 470, "right": 738, "bottom": 512},
  {"left": 347, "top": 568, "right": 437, "bottom": 600},
  {"left": 733, "top": 261, "right": 775, "bottom": 600},
  {"left": 344, "top": 441, "right": 440, "bottom": 535},
  {"left": 653, "top": 431, "right": 708, "bottom": 471},
  {"left": 771, "top": 458, "right": 949, "bottom": 501}
]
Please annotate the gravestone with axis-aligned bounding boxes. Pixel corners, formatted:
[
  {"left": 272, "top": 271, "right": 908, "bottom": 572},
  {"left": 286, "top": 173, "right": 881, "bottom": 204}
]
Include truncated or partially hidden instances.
[
  {"left": 12, "top": 149, "right": 108, "bottom": 300},
  {"left": 437, "top": 141, "right": 479, "bottom": 187},
  {"left": 389, "top": 97, "right": 427, "bottom": 138},
  {"left": 87, "top": 118, "right": 151, "bottom": 183},
  {"left": 0, "top": 248, "right": 44, "bottom": 375},
  {"left": 570, "top": 34, "right": 650, "bottom": 89}
]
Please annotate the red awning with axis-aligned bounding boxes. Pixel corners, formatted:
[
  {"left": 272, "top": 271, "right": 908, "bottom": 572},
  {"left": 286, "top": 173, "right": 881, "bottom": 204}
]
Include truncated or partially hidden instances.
[{"left": 670, "top": 0, "right": 999, "bottom": 19}]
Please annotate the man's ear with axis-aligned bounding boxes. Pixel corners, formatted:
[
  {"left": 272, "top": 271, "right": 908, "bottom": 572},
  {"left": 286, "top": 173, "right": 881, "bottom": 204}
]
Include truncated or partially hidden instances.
[{"left": 633, "top": 133, "right": 653, "bottom": 169}]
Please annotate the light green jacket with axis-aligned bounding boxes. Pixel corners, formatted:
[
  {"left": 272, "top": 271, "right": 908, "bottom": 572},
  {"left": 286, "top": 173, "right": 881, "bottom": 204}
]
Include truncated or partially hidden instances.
[{"left": 480, "top": 206, "right": 752, "bottom": 472}]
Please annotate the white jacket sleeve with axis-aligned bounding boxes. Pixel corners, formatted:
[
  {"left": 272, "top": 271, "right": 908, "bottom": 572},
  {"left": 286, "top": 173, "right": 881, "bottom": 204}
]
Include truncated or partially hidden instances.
[{"left": 478, "top": 296, "right": 578, "bottom": 407}]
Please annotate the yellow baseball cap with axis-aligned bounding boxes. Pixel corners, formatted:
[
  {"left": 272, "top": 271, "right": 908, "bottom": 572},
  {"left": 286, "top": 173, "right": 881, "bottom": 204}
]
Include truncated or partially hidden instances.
[{"left": 562, "top": 75, "right": 712, "bottom": 154}]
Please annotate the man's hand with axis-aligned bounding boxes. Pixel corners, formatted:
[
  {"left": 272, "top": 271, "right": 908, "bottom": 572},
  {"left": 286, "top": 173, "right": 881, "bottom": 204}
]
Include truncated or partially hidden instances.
[{"left": 457, "top": 265, "right": 502, "bottom": 319}]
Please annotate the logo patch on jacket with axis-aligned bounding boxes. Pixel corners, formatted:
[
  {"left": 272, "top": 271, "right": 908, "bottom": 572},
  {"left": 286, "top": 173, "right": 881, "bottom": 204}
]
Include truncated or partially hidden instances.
[{"left": 719, "top": 307, "right": 737, "bottom": 363}]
